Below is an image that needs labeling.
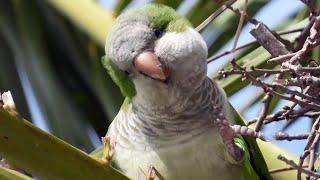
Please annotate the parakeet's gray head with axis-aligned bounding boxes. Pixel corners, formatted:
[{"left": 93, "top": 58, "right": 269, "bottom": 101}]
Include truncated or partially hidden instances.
[{"left": 105, "top": 4, "right": 208, "bottom": 108}]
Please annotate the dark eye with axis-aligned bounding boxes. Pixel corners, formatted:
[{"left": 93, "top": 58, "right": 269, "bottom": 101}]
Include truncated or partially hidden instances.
[{"left": 154, "top": 28, "right": 163, "bottom": 38}]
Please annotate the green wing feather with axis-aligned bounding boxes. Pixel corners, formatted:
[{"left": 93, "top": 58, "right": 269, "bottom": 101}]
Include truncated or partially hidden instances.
[
  {"left": 101, "top": 56, "right": 136, "bottom": 110},
  {"left": 101, "top": 56, "right": 136, "bottom": 99},
  {"left": 234, "top": 137, "right": 260, "bottom": 180},
  {"left": 95, "top": 56, "right": 135, "bottom": 170},
  {"left": 229, "top": 103, "right": 273, "bottom": 180}
]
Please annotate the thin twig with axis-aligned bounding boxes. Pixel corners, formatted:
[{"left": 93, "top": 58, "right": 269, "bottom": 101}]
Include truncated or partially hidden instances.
[
  {"left": 275, "top": 132, "right": 309, "bottom": 141},
  {"left": 269, "top": 165, "right": 308, "bottom": 174},
  {"left": 196, "top": 0, "right": 237, "bottom": 32},
  {"left": 220, "top": 66, "right": 320, "bottom": 77},
  {"left": 231, "top": 0, "right": 248, "bottom": 52},
  {"left": 226, "top": 3, "right": 258, "bottom": 24},
  {"left": 297, "top": 116, "right": 320, "bottom": 180},
  {"left": 207, "top": 28, "right": 303, "bottom": 63},
  {"left": 278, "top": 155, "right": 320, "bottom": 179},
  {"left": 307, "top": 149, "right": 317, "bottom": 180},
  {"left": 268, "top": 53, "right": 296, "bottom": 64},
  {"left": 255, "top": 93, "right": 272, "bottom": 132},
  {"left": 216, "top": 1, "right": 320, "bottom": 176}
]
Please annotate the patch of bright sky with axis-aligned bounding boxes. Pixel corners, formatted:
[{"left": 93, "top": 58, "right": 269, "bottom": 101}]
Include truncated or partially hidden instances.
[
  {"left": 176, "top": 0, "right": 197, "bottom": 15},
  {"left": 229, "top": 74, "right": 274, "bottom": 113},
  {"left": 97, "top": 0, "right": 116, "bottom": 10},
  {"left": 228, "top": 83, "right": 263, "bottom": 112},
  {"left": 244, "top": 99, "right": 310, "bottom": 155},
  {"left": 238, "top": 84, "right": 311, "bottom": 155},
  {"left": 126, "top": 0, "right": 153, "bottom": 9}
]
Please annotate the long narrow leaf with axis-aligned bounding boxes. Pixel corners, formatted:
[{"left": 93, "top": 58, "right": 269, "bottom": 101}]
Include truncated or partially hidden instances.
[
  {"left": 46, "top": 0, "right": 114, "bottom": 46},
  {"left": 0, "top": 109, "right": 128, "bottom": 180},
  {"left": 113, "top": 0, "right": 132, "bottom": 17},
  {"left": 6, "top": 0, "right": 95, "bottom": 149},
  {"left": 0, "top": 166, "right": 31, "bottom": 180}
]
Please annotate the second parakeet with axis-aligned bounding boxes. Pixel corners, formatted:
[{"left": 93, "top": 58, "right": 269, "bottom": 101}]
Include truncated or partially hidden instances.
[{"left": 102, "top": 4, "right": 271, "bottom": 180}]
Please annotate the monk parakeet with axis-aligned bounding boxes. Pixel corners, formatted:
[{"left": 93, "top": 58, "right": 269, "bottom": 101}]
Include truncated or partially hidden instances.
[{"left": 100, "top": 4, "right": 272, "bottom": 180}]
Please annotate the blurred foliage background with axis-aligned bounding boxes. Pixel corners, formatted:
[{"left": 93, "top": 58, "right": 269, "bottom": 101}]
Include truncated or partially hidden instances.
[{"left": 0, "top": 0, "right": 317, "bottom": 154}]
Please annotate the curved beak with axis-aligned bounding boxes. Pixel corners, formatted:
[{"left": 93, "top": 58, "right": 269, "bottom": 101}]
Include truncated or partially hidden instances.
[{"left": 134, "top": 51, "right": 170, "bottom": 81}]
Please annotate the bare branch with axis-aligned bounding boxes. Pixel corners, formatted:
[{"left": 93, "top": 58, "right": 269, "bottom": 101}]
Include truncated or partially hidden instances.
[
  {"left": 278, "top": 155, "right": 320, "bottom": 179},
  {"left": 275, "top": 132, "right": 309, "bottom": 141},
  {"left": 250, "top": 23, "right": 290, "bottom": 57},
  {"left": 269, "top": 165, "right": 308, "bottom": 174}
]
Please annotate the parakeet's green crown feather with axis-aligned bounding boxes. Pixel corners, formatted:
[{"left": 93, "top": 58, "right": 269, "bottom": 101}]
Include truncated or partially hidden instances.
[
  {"left": 101, "top": 56, "right": 136, "bottom": 99},
  {"left": 124, "top": 4, "right": 192, "bottom": 32}
]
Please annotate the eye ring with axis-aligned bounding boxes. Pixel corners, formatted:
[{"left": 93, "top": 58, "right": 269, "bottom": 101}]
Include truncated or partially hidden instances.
[{"left": 154, "top": 28, "right": 163, "bottom": 38}]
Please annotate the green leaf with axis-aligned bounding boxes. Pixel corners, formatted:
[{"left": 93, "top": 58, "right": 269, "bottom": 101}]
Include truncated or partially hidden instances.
[
  {"left": 0, "top": 166, "right": 32, "bottom": 180},
  {"left": 0, "top": 109, "right": 129, "bottom": 180},
  {"left": 113, "top": 0, "right": 132, "bottom": 17},
  {"left": 186, "top": 0, "right": 220, "bottom": 26},
  {"left": 207, "top": 0, "right": 268, "bottom": 56},
  {"left": 7, "top": 0, "right": 96, "bottom": 149},
  {"left": 46, "top": 0, "right": 115, "bottom": 46},
  {"left": 38, "top": 3, "right": 123, "bottom": 122},
  {"left": 153, "top": 0, "right": 183, "bottom": 9}
]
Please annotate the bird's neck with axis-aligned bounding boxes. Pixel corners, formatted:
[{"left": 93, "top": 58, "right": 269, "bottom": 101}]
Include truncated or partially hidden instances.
[{"left": 129, "top": 78, "right": 225, "bottom": 141}]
